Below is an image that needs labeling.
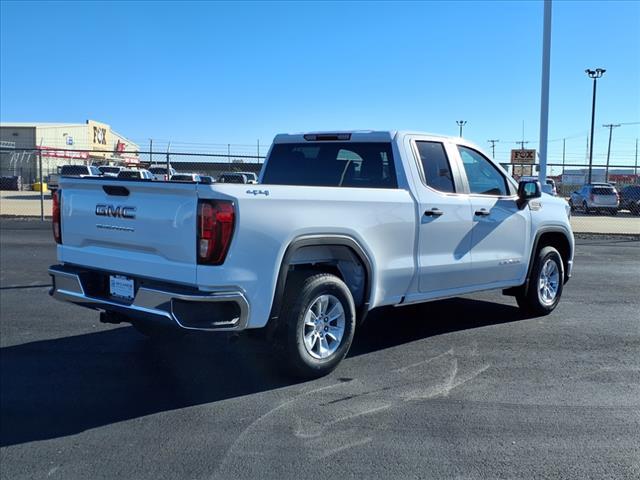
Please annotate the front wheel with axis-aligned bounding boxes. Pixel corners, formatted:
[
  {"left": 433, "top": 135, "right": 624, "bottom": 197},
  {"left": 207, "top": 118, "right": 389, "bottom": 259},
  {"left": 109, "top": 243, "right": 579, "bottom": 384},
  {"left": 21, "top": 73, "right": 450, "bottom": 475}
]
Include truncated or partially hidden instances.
[
  {"left": 276, "top": 272, "right": 356, "bottom": 379},
  {"left": 516, "top": 246, "right": 564, "bottom": 316}
]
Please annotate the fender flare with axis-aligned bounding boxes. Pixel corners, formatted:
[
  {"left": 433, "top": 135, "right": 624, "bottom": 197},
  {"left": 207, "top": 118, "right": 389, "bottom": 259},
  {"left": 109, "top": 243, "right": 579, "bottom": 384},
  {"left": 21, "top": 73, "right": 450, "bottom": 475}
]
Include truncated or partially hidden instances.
[
  {"left": 525, "top": 226, "right": 573, "bottom": 287},
  {"left": 268, "top": 234, "right": 373, "bottom": 323}
]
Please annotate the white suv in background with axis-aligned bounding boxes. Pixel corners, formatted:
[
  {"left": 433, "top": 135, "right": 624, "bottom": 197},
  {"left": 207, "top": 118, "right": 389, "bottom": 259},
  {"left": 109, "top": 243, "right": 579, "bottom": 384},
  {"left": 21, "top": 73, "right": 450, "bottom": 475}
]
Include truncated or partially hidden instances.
[{"left": 148, "top": 165, "right": 176, "bottom": 181}]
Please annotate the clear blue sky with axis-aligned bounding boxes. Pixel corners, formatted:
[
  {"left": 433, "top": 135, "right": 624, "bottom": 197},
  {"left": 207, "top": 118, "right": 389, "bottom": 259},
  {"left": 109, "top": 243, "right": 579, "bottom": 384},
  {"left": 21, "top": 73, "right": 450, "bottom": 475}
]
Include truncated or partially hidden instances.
[{"left": 1, "top": 0, "right": 639, "bottom": 168}]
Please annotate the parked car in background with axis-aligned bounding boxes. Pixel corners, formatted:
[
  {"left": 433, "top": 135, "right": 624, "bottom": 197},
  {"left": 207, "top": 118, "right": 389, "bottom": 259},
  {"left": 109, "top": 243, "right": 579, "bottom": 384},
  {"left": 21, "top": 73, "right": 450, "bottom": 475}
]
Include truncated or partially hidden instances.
[
  {"left": 199, "top": 175, "right": 215, "bottom": 184},
  {"left": 569, "top": 183, "right": 619, "bottom": 215},
  {"left": 171, "top": 173, "right": 202, "bottom": 182},
  {"left": 148, "top": 165, "right": 176, "bottom": 181},
  {"left": 235, "top": 171, "right": 258, "bottom": 183},
  {"left": 217, "top": 172, "right": 249, "bottom": 183},
  {"left": 618, "top": 185, "right": 640, "bottom": 215},
  {"left": 48, "top": 164, "right": 102, "bottom": 192},
  {"left": 97, "top": 165, "right": 125, "bottom": 177},
  {"left": 520, "top": 176, "right": 557, "bottom": 196},
  {"left": 117, "top": 169, "right": 153, "bottom": 180}
]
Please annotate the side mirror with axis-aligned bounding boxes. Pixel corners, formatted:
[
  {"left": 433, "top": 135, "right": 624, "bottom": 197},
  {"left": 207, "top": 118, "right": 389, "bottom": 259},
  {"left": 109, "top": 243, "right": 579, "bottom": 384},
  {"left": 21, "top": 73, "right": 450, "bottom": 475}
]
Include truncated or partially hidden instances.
[{"left": 517, "top": 180, "right": 541, "bottom": 209}]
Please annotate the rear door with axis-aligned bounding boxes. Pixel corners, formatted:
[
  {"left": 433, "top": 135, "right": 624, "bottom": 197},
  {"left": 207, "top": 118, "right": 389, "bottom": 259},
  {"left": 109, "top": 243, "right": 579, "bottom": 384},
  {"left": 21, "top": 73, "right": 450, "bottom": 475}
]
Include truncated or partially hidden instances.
[
  {"left": 59, "top": 178, "right": 199, "bottom": 284},
  {"left": 409, "top": 137, "right": 475, "bottom": 294},
  {"left": 453, "top": 145, "right": 530, "bottom": 286}
]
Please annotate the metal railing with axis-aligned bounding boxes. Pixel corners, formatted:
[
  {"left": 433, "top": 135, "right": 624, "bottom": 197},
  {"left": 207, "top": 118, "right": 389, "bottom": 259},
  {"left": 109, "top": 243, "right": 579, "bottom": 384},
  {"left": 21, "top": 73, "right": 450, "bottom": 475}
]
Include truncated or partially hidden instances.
[{"left": 1, "top": 148, "right": 638, "bottom": 235}]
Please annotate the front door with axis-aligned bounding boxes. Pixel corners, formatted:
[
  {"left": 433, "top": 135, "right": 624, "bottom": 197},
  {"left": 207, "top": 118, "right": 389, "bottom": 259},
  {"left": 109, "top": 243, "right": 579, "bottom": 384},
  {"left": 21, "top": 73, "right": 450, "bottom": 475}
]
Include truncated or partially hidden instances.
[{"left": 455, "top": 146, "right": 530, "bottom": 286}]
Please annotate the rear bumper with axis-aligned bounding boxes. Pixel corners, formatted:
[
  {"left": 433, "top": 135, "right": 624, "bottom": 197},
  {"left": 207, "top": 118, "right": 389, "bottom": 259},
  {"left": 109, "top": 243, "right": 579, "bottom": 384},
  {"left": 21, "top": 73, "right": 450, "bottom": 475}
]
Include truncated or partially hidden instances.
[{"left": 48, "top": 264, "right": 249, "bottom": 331}]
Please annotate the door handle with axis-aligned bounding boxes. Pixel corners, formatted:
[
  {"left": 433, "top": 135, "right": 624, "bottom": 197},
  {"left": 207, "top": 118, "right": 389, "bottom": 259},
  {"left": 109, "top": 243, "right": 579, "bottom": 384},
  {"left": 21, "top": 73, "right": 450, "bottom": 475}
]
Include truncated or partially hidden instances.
[
  {"left": 424, "top": 208, "right": 444, "bottom": 217},
  {"left": 474, "top": 208, "right": 491, "bottom": 216}
]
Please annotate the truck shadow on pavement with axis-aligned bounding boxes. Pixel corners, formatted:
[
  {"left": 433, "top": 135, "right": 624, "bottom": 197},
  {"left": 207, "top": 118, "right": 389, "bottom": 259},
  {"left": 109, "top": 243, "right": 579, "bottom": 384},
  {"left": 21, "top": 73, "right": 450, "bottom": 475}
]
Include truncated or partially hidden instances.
[{"left": 0, "top": 297, "right": 525, "bottom": 447}]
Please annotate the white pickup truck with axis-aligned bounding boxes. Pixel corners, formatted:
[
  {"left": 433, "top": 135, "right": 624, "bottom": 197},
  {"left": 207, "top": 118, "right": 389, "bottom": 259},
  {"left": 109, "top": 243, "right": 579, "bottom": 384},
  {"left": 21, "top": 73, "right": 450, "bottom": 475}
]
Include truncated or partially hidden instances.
[{"left": 49, "top": 131, "right": 574, "bottom": 378}]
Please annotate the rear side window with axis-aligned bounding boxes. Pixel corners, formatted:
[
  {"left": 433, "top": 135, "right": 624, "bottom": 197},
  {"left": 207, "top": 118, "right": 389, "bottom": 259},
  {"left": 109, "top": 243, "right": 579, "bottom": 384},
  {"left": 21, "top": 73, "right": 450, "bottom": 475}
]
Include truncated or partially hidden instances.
[
  {"left": 99, "top": 166, "right": 121, "bottom": 174},
  {"left": 592, "top": 187, "right": 615, "bottom": 195},
  {"left": 263, "top": 142, "right": 397, "bottom": 188},
  {"left": 415, "top": 141, "right": 455, "bottom": 193}
]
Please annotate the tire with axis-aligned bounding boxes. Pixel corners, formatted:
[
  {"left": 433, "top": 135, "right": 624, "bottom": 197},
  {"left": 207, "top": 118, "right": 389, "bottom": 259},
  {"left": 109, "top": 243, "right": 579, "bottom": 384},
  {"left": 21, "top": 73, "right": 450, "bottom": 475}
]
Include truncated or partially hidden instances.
[
  {"left": 568, "top": 199, "right": 575, "bottom": 213},
  {"left": 275, "top": 272, "right": 356, "bottom": 379},
  {"left": 609, "top": 209, "right": 618, "bottom": 216},
  {"left": 516, "top": 246, "right": 564, "bottom": 316},
  {"left": 582, "top": 201, "right": 591, "bottom": 214}
]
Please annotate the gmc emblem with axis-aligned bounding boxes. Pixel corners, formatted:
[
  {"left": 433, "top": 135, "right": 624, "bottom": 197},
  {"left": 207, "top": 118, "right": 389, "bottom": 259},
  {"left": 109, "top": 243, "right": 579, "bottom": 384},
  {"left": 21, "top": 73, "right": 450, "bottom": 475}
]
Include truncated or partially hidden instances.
[{"left": 95, "top": 204, "right": 136, "bottom": 219}]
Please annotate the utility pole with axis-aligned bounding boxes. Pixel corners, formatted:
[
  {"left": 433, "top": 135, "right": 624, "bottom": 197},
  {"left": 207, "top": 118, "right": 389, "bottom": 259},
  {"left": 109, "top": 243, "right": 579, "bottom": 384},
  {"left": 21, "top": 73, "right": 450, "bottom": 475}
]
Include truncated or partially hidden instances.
[
  {"left": 257, "top": 139, "right": 260, "bottom": 163},
  {"left": 227, "top": 144, "right": 231, "bottom": 163},
  {"left": 488, "top": 139, "right": 499, "bottom": 159},
  {"left": 516, "top": 140, "right": 530, "bottom": 150},
  {"left": 635, "top": 138, "right": 638, "bottom": 181},
  {"left": 537, "top": 0, "right": 552, "bottom": 184},
  {"left": 585, "top": 68, "right": 606, "bottom": 184},
  {"left": 456, "top": 120, "right": 467, "bottom": 137},
  {"left": 166, "top": 141, "right": 171, "bottom": 178},
  {"left": 562, "top": 138, "right": 566, "bottom": 176},
  {"left": 149, "top": 138, "right": 153, "bottom": 165},
  {"left": 38, "top": 137, "right": 44, "bottom": 221},
  {"left": 603, "top": 124, "right": 620, "bottom": 183}
]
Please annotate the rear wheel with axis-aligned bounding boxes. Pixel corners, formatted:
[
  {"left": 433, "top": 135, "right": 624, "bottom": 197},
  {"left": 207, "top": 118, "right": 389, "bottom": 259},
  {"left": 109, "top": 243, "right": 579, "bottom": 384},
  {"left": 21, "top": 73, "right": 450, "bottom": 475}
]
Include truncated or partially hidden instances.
[
  {"left": 275, "top": 272, "right": 356, "bottom": 379},
  {"left": 516, "top": 246, "right": 564, "bottom": 316}
]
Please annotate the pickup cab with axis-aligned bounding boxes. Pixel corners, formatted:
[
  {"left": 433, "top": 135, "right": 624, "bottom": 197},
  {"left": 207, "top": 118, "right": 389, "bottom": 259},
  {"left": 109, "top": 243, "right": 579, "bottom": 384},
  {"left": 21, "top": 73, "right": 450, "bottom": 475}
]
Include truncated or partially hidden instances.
[{"left": 49, "top": 131, "right": 574, "bottom": 378}]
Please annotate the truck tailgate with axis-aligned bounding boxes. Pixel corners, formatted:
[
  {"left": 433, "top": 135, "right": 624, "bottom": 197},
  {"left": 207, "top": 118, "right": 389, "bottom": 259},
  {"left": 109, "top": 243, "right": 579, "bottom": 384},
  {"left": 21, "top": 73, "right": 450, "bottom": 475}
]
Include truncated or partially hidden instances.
[{"left": 59, "top": 178, "right": 199, "bottom": 284}]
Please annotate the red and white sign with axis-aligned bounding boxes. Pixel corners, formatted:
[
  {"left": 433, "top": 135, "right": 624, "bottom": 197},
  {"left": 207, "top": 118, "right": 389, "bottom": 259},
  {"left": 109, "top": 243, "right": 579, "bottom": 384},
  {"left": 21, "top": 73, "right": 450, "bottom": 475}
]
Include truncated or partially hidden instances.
[{"left": 38, "top": 146, "right": 89, "bottom": 159}]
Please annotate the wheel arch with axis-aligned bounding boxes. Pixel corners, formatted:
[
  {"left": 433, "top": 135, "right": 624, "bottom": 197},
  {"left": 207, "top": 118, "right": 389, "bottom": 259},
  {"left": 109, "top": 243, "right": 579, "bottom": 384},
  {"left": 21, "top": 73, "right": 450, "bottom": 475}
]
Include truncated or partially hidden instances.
[
  {"left": 527, "top": 227, "right": 573, "bottom": 284},
  {"left": 268, "top": 235, "right": 373, "bottom": 325}
]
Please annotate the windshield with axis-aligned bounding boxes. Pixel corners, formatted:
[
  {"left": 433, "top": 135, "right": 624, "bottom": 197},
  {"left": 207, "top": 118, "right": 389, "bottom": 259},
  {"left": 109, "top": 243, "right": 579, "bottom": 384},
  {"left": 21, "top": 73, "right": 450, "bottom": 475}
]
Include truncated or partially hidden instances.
[
  {"left": 60, "top": 165, "right": 89, "bottom": 175},
  {"left": 263, "top": 142, "right": 397, "bottom": 188}
]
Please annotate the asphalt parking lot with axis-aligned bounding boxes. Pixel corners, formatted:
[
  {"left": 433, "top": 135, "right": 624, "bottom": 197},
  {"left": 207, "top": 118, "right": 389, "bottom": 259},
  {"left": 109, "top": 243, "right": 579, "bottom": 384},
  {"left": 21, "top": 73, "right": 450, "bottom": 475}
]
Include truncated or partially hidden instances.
[{"left": 1, "top": 219, "right": 639, "bottom": 479}]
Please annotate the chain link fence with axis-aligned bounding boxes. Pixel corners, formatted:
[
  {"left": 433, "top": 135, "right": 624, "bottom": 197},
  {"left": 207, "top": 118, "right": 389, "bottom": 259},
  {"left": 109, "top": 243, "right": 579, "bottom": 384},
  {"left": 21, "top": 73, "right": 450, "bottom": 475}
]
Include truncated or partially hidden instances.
[{"left": 1, "top": 147, "right": 638, "bottom": 234}]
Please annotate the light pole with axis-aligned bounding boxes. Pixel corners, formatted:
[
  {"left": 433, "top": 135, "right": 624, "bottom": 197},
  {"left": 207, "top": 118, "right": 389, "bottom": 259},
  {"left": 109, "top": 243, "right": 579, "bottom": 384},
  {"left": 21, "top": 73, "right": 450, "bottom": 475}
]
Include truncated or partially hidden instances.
[
  {"left": 456, "top": 120, "right": 467, "bottom": 137},
  {"left": 585, "top": 68, "right": 606, "bottom": 184}
]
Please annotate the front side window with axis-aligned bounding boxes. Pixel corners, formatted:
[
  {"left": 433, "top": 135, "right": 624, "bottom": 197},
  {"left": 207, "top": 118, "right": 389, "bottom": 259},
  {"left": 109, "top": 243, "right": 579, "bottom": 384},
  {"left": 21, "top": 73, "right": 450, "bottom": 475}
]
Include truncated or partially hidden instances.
[
  {"left": 263, "top": 142, "right": 397, "bottom": 188},
  {"left": 458, "top": 146, "right": 508, "bottom": 196},
  {"left": 415, "top": 141, "right": 455, "bottom": 193}
]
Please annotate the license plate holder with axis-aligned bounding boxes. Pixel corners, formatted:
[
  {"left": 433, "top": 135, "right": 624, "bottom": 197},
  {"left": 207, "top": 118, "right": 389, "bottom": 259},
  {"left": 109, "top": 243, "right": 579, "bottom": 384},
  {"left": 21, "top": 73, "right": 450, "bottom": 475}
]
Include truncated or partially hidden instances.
[{"left": 109, "top": 275, "right": 135, "bottom": 300}]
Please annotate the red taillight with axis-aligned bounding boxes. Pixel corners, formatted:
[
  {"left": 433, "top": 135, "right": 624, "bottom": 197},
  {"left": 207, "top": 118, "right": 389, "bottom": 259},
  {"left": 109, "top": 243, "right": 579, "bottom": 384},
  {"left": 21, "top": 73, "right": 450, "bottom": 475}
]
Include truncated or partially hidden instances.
[
  {"left": 197, "top": 200, "right": 235, "bottom": 265},
  {"left": 52, "top": 190, "right": 62, "bottom": 244}
]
